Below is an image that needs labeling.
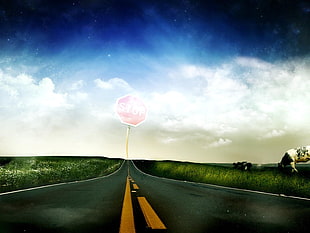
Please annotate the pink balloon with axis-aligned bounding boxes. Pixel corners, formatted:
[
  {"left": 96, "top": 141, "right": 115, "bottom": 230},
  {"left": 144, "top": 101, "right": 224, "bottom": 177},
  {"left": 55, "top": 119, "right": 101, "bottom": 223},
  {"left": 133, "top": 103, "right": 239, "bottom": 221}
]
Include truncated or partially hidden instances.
[{"left": 116, "top": 95, "right": 147, "bottom": 126}]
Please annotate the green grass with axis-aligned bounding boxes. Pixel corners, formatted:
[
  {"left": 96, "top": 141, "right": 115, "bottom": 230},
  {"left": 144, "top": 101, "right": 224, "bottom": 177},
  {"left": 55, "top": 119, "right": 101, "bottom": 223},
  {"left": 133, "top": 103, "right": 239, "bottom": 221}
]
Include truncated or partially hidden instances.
[
  {"left": 0, "top": 156, "right": 123, "bottom": 193},
  {"left": 135, "top": 160, "right": 310, "bottom": 198}
]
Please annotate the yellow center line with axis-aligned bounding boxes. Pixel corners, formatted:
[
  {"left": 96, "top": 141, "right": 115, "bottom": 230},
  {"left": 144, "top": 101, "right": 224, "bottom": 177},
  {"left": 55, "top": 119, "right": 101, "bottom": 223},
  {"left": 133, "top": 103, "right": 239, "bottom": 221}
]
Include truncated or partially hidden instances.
[
  {"left": 119, "top": 176, "right": 135, "bottom": 233},
  {"left": 137, "top": 196, "right": 167, "bottom": 230}
]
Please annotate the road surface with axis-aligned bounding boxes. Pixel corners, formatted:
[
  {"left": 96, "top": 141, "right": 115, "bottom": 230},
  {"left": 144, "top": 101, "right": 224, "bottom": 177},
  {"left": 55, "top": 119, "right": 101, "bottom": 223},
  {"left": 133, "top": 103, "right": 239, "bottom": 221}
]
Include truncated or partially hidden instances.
[
  {"left": 0, "top": 160, "right": 309, "bottom": 233},
  {"left": 130, "top": 161, "right": 310, "bottom": 233},
  {"left": 0, "top": 162, "right": 127, "bottom": 233}
]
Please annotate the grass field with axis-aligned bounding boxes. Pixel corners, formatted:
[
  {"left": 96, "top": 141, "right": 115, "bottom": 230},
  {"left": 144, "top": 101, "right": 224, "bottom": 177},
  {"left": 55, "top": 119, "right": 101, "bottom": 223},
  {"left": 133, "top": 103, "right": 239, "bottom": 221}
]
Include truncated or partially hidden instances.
[
  {"left": 134, "top": 160, "right": 310, "bottom": 198},
  {"left": 0, "top": 156, "right": 122, "bottom": 193}
]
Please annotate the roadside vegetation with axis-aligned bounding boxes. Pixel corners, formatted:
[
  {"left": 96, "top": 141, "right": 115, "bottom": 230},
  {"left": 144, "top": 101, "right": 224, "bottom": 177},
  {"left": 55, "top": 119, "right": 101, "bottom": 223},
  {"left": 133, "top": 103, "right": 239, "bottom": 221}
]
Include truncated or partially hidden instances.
[
  {"left": 0, "top": 157, "right": 122, "bottom": 193},
  {"left": 134, "top": 160, "right": 310, "bottom": 198}
]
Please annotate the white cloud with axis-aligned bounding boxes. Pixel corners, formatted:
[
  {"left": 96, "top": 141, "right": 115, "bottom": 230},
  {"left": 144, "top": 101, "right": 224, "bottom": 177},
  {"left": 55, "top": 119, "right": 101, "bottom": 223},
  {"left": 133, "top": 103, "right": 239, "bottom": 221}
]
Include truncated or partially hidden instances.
[
  {"left": 208, "top": 138, "right": 232, "bottom": 148},
  {"left": 70, "top": 80, "right": 84, "bottom": 90},
  {"left": 0, "top": 71, "right": 68, "bottom": 112},
  {"left": 37, "top": 78, "right": 68, "bottom": 108},
  {"left": 94, "top": 77, "right": 132, "bottom": 90},
  {"left": 168, "top": 64, "right": 212, "bottom": 79},
  {"left": 161, "top": 57, "right": 310, "bottom": 133},
  {"left": 149, "top": 91, "right": 188, "bottom": 115},
  {"left": 161, "top": 136, "right": 178, "bottom": 144},
  {"left": 141, "top": 56, "right": 310, "bottom": 162},
  {"left": 0, "top": 69, "right": 124, "bottom": 156},
  {"left": 235, "top": 56, "right": 273, "bottom": 70},
  {"left": 260, "top": 129, "right": 286, "bottom": 139},
  {"left": 69, "top": 91, "right": 88, "bottom": 103}
]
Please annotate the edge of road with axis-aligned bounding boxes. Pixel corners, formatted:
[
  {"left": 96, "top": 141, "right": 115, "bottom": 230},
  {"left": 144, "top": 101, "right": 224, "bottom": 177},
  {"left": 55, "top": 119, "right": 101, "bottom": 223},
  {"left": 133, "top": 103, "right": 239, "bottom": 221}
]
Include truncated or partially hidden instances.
[
  {"left": 0, "top": 160, "right": 126, "bottom": 196},
  {"left": 131, "top": 160, "right": 310, "bottom": 202}
]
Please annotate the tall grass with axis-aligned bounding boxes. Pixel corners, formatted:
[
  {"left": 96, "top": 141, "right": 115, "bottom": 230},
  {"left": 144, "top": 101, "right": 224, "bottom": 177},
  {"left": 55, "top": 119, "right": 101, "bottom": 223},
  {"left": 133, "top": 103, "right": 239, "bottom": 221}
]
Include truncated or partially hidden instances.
[
  {"left": 0, "top": 157, "right": 122, "bottom": 193},
  {"left": 135, "top": 161, "right": 310, "bottom": 198}
]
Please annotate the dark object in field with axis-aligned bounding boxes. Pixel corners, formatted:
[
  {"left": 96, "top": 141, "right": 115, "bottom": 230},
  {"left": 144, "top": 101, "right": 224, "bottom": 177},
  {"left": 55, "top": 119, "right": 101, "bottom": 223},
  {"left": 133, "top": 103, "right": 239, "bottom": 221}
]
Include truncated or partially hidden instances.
[
  {"left": 233, "top": 161, "right": 252, "bottom": 171},
  {"left": 0, "top": 158, "right": 12, "bottom": 166}
]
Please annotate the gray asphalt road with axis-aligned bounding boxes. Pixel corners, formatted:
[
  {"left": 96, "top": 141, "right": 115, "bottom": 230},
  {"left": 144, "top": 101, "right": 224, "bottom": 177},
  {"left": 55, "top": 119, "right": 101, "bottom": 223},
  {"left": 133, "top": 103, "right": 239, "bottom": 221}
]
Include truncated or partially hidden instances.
[
  {"left": 0, "top": 160, "right": 309, "bottom": 233},
  {"left": 0, "top": 161, "right": 127, "bottom": 233},
  {"left": 130, "top": 161, "right": 310, "bottom": 233}
]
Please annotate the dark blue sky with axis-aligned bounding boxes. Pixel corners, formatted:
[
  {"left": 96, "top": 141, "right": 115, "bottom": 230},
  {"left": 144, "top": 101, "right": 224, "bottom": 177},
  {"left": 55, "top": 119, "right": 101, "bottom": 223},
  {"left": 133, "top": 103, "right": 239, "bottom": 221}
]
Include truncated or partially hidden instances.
[{"left": 1, "top": 0, "right": 309, "bottom": 62}]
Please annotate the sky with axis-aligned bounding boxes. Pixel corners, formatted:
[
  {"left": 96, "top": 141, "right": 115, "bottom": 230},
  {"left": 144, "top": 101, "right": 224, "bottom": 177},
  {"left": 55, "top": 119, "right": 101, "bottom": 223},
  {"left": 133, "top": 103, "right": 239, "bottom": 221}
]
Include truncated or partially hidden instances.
[{"left": 0, "top": 0, "right": 309, "bottom": 163}]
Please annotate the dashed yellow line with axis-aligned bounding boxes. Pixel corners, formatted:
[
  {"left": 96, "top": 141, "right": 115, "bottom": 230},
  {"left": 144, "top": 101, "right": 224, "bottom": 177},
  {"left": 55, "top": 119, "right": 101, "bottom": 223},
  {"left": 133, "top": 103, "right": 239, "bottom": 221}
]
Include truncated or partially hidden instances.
[
  {"left": 137, "top": 197, "right": 167, "bottom": 230},
  {"left": 119, "top": 177, "right": 135, "bottom": 233},
  {"left": 132, "top": 183, "right": 139, "bottom": 190}
]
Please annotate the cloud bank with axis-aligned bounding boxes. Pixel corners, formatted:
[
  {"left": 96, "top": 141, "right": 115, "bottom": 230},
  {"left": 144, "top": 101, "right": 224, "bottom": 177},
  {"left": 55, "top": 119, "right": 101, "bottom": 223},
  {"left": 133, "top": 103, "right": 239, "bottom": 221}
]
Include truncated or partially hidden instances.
[{"left": 0, "top": 56, "right": 309, "bottom": 163}]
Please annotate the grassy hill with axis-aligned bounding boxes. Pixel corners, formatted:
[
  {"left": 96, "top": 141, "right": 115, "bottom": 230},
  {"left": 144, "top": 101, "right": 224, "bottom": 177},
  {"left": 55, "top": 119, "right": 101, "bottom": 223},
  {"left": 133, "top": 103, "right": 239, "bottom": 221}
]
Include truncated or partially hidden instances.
[
  {"left": 0, "top": 156, "right": 122, "bottom": 193},
  {"left": 134, "top": 160, "right": 310, "bottom": 198}
]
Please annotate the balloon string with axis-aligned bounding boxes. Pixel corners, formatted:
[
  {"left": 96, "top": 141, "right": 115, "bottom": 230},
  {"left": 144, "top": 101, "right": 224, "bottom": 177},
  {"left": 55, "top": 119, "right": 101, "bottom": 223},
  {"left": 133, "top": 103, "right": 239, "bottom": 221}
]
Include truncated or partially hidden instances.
[{"left": 125, "top": 125, "right": 131, "bottom": 159}]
